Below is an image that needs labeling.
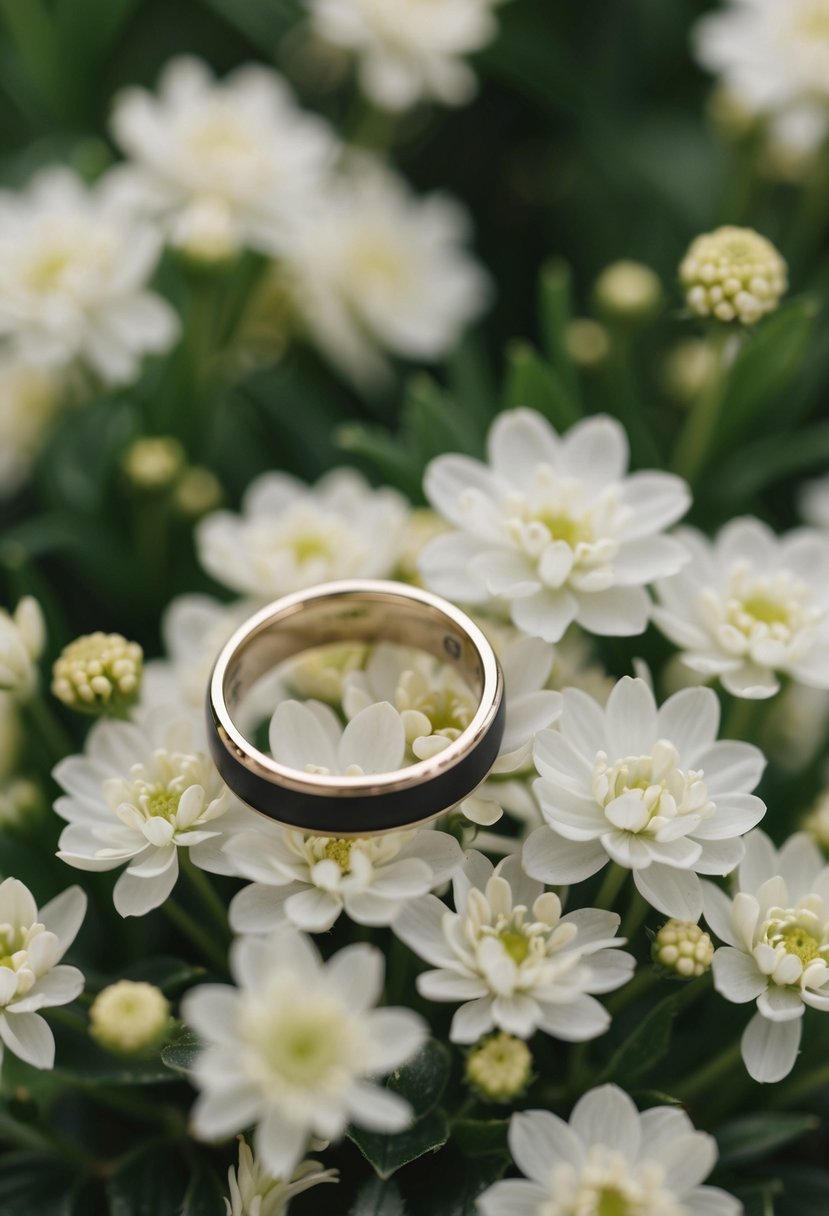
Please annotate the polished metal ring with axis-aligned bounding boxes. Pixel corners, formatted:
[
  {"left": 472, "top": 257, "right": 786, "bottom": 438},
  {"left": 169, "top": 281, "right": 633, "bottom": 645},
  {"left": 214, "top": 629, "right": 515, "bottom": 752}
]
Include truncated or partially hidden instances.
[{"left": 206, "top": 579, "right": 505, "bottom": 835}]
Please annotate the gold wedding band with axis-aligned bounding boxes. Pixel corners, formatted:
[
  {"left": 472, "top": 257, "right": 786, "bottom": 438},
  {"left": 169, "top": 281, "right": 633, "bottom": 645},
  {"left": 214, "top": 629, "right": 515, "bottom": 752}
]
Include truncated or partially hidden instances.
[{"left": 206, "top": 579, "right": 505, "bottom": 835}]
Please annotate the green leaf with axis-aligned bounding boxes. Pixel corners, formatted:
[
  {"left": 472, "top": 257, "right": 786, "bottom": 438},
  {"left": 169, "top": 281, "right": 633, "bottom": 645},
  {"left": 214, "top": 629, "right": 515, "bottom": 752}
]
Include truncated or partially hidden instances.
[
  {"left": 503, "top": 341, "right": 580, "bottom": 431},
  {"left": 716, "top": 1112, "right": 818, "bottom": 1166},
  {"left": 116, "top": 956, "right": 207, "bottom": 995},
  {"left": 404, "top": 375, "right": 481, "bottom": 465},
  {"left": 337, "top": 422, "right": 423, "bottom": 502},
  {"left": 51, "top": 1027, "right": 177, "bottom": 1089},
  {"left": 160, "top": 1028, "right": 203, "bottom": 1078},
  {"left": 711, "top": 422, "right": 829, "bottom": 504},
  {"left": 106, "top": 1143, "right": 187, "bottom": 1216},
  {"left": 715, "top": 297, "right": 819, "bottom": 452},
  {"left": 452, "top": 1118, "right": 509, "bottom": 1157},
  {"left": 596, "top": 980, "right": 704, "bottom": 1086},
  {"left": 349, "top": 1110, "right": 450, "bottom": 1181},
  {"left": 180, "top": 1164, "right": 227, "bottom": 1216},
  {"left": 0, "top": 1152, "right": 76, "bottom": 1216},
  {"left": 386, "top": 1040, "right": 451, "bottom": 1119},
  {"left": 538, "top": 260, "right": 579, "bottom": 403},
  {"left": 405, "top": 1151, "right": 508, "bottom": 1216},
  {"left": 775, "top": 1166, "right": 829, "bottom": 1215},
  {"left": 349, "top": 1176, "right": 406, "bottom": 1216},
  {"left": 196, "top": 0, "right": 302, "bottom": 54}
]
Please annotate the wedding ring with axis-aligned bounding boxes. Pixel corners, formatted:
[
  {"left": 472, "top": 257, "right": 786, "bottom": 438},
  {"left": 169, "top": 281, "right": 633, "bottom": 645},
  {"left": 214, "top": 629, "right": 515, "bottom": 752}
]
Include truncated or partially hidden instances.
[{"left": 206, "top": 579, "right": 505, "bottom": 835}]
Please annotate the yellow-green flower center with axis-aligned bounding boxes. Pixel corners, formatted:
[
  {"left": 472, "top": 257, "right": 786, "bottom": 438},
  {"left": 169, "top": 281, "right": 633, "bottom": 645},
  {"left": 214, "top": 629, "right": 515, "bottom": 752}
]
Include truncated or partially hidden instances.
[
  {"left": 779, "top": 924, "right": 822, "bottom": 964},
  {"left": 144, "top": 788, "right": 182, "bottom": 822},
  {"left": 292, "top": 534, "right": 331, "bottom": 564},
  {"left": 536, "top": 509, "right": 590, "bottom": 549},
  {"left": 596, "top": 1187, "right": 631, "bottom": 1216},
  {"left": 741, "top": 594, "right": 790, "bottom": 628},
  {"left": 498, "top": 929, "right": 531, "bottom": 965},
  {"left": 323, "top": 839, "right": 353, "bottom": 872}
]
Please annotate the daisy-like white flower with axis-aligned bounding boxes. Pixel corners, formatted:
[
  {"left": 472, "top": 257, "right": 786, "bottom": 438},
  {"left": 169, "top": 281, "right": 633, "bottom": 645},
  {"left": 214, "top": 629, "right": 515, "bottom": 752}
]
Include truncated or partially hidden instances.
[
  {"left": 394, "top": 851, "right": 634, "bottom": 1044},
  {"left": 227, "top": 696, "right": 459, "bottom": 931},
  {"left": 109, "top": 56, "right": 336, "bottom": 257},
  {"left": 307, "top": 0, "right": 501, "bottom": 111},
  {"left": 53, "top": 708, "right": 246, "bottom": 916},
  {"left": 694, "top": 0, "right": 829, "bottom": 160},
  {"left": 282, "top": 157, "right": 488, "bottom": 386},
  {"left": 224, "top": 1138, "right": 337, "bottom": 1216},
  {"left": 0, "top": 597, "right": 45, "bottom": 700},
  {"left": 183, "top": 928, "right": 426, "bottom": 1176},
  {"left": 196, "top": 468, "right": 409, "bottom": 599},
  {"left": 420, "top": 409, "right": 690, "bottom": 643},
  {"left": 524, "top": 677, "right": 767, "bottom": 920},
  {"left": 0, "top": 358, "right": 62, "bottom": 500},
  {"left": 653, "top": 517, "right": 829, "bottom": 699},
  {"left": 477, "top": 1085, "right": 740, "bottom": 1216},
  {"left": 0, "top": 878, "right": 86, "bottom": 1069},
  {"left": 704, "top": 829, "right": 829, "bottom": 1083},
  {"left": 0, "top": 168, "right": 178, "bottom": 385}
]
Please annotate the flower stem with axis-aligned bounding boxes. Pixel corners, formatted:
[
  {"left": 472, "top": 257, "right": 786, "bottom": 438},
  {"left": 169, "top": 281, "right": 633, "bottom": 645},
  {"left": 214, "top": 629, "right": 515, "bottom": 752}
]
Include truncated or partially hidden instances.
[
  {"left": 672, "top": 1037, "right": 743, "bottom": 1102},
  {"left": 605, "top": 965, "right": 659, "bottom": 1016},
  {"left": 162, "top": 897, "right": 229, "bottom": 975},
  {"left": 594, "top": 863, "right": 628, "bottom": 911},
  {"left": 180, "top": 852, "right": 231, "bottom": 939},
  {"left": 620, "top": 890, "right": 649, "bottom": 944},
  {"left": 671, "top": 329, "right": 736, "bottom": 485},
  {"left": 23, "top": 690, "right": 75, "bottom": 764}
]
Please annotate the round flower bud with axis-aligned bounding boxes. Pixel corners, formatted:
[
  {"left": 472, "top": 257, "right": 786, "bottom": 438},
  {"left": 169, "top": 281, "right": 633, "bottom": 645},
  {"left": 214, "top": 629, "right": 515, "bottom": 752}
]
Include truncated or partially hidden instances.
[
  {"left": 565, "top": 319, "right": 610, "bottom": 368},
  {"left": 0, "top": 778, "right": 41, "bottom": 829},
  {"left": 52, "top": 632, "right": 143, "bottom": 716},
  {"left": 652, "top": 919, "right": 714, "bottom": 979},
  {"left": 89, "top": 980, "right": 171, "bottom": 1054},
  {"left": 174, "top": 466, "right": 223, "bottom": 518},
  {"left": 594, "top": 260, "right": 662, "bottom": 321},
  {"left": 660, "top": 339, "right": 719, "bottom": 405},
  {"left": 680, "top": 226, "right": 787, "bottom": 326},
  {"left": 122, "top": 437, "right": 186, "bottom": 491},
  {"left": 465, "top": 1032, "right": 533, "bottom": 1102},
  {"left": 171, "top": 197, "right": 239, "bottom": 265}
]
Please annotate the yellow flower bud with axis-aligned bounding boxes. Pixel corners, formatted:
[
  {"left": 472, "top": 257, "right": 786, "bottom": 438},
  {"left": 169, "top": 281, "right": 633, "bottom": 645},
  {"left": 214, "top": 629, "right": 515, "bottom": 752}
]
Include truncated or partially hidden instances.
[
  {"left": 465, "top": 1032, "right": 532, "bottom": 1102},
  {"left": 52, "top": 632, "right": 143, "bottom": 716},
  {"left": 122, "top": 437, "right": 186, "bottom": 491},
  {"left": 652, "top": 919, "right": 713, "bottom": 979},
  {"left": 90, "top": 981, "right": 171, "bottom": 1054},
  {"left": 595, "top": 260, "right": 662, "bottom": 321},
  {"left": 565, "top": 319, "right": 610, "bottom": 368},
  {"left": 680, "top": 226, "right": 787, "bottom": 326}
]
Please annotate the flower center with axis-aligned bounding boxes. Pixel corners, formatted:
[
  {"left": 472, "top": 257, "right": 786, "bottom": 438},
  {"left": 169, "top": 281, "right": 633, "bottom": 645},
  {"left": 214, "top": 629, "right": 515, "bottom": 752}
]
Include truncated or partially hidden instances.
[
  {"left": 596, "top": 1188, "right": 632, "bottom": 1216},
  {"left": 323, "top": 839, "right": 353, "bottom": 873},
  {"left": 763, "top": 905, "right": 829, "bottom": 970},
  {"left": 245, "top": 981, "right": 365, "bottom": 1093},
  {"left": 535, "top": 508, "right": 591, "bottom": 549},
  {"left": 143, "top": 787, "right": 181, "bottom": 822},
  {"left": 397, "top": 667, "right": 475, "bottom": 737},
  {"left": 706, "top": 565, "right": 824, "bottom": 660},
  {"left": 779, "top": 925, "right": 821, "bottom": 964},
  {"left": 24, "top": 244, "right": 75, "bottom": 292},
  {"left": 593, "top": 740, "right": 713, "bottom": 836},
  {"left": 292, "top": 534, "right": 332, "bottom": 564},
  {"left": 499, "top": 929, "right": 531, "bottom": 965},
  {"left": 791, "top": 0, "right": 829, "bottom": 40}
]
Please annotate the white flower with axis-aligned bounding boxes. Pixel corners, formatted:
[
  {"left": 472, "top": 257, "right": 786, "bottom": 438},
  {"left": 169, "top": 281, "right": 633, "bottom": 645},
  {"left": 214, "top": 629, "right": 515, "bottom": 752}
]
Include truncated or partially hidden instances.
[
  {"left": 704, "top": 828, "right": 829, "bottom": 1083},
  {"left": 282, "top": 157, "right": 488, "bottom": 386},
  {"left": 183, "top": 929, "right": 426, "bottom": 1176},
  {"left": 477, "top": 1086, "right": 740, "bottom": 1216},
  {"left": 228, "top": 823, "right": 461, "bottom": 935},
  {"left": 0, "top": 168, "right": 178, "bottom": 385},
  {"left": 53, "top": 708, "right": 245, "bottom": 916},
  {"left": 196, "top": 468, "right": 409, "bottom": 598},
  {"left": 225, "top": 1138, "right": 337, "bottom": 1216},
  {"left": 420, "top": 409, "right": 690, "bottom": 643},
  {"left": 0, "top": 597, "right": 46, "bottom": 699},
  {"left": 308, "top": 0, "right": 501, "bottom": 111},
  {"left": 0, "top": 358, "right": 62, "bottom": 499},
  {"left": 109, "top": 56, "right": 336, "bottom": 256},
  {"left": 694, "top": 0, "right": 829, "bottom": 158},
  {"left": 0, "top": 878, "right": 86, "bottom": 1070},
  {"left": 394, "top": 851, "right": 634, "bottom": 1044},
  {"left": 653, "top": 517, "right": 829, "bottom": 699},
  {"left": 142, "top": 594, "right": 252, "bottom": 712},
  {"left": 524, "top": 677, "right": 767, "bottom": 921}
]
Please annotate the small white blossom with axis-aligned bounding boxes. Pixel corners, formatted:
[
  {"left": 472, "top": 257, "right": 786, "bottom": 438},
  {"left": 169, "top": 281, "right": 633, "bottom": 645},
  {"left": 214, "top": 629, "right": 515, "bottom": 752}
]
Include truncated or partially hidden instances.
[
  {"left": 0, "top": 359, "right": 62, "bottom": 499},
  {"left": 420, "top": 409, "right": 690, "bottom": 643},
  {"left": 704, "top": 829, "right": 829, "bottom": 1082},
  {"left": 694, "top": 0, "right": 829, "bottom": 159},
  {"left": 53, "top": 707, "right": 247, "bottom": 916},
  {"left": 110, "top": 56, "right": 336, "bottom": 257},
  {"left": 0, "top": 597, "right": 46, "bottom": 700},
  {"left": 225, "top": 1138, "right": 337, "bottom": 1216},
  {"left": 196, "top": 468, "right": 409, "bottom": 599},
  {"left": 394, "top": 852, "right": 634, "bottom": 1044},
  {"left": 282, "top": 158, "right": 488, "bottom": 386},
  {"left": 524, "top": 677, "right": 767, "bottom": 921},
  {"left": 0, "top": 168, "right": 178, "bottom": 385},
  {"left": 183, "top": 929, "right": 426, "bottom": 1176},
  {"left": 308, "top": 0, "right": 502, "bottom": 111},
  {"left": 0, "top": 878, "right": 86, "bottom": 1070},
  {"left": 478, "top": 1086, "right": 740, "bottom": 1216},
  {"left": 654, "top": 517, "right": 829, "bottom": 699}
]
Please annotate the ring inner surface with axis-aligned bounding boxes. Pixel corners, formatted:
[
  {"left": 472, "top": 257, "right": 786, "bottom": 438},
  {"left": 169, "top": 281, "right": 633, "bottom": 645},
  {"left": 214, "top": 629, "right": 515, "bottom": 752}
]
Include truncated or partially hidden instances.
[{"left": 222, "top": 594, "right": 486, "bottom": 723}]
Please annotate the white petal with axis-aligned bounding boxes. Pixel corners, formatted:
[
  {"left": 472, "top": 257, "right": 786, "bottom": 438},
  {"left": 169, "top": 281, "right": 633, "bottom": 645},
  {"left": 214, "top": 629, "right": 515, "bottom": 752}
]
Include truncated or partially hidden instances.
[
  {"left": 345, "top": 1081, "right": 412, "bottom": 1133},
  {"left": 449, "top": 996, "right": 495, "bottom": 1043},
  {"left": 0, "top": 1012, "right": 54, "bottom": 1069},
  {"left": 477, "top": 1180, "right": 552, "bottom": 1216},
  {"left": 656, "top": 687, "right": 720, "bottom": 763},
  {"left": 696, "top": 741, "right": 765, "bottom": 796},
  {"left": 180, "top": 984, "right": 240, "bottom": 1046},
  {"left": 570, "top": 1084, "right": 641, "bottom": 1157},
  {"left": 284, "top": 887, "right": 341, "bottom": 933},
  {"left": 620, "top": 471, "right": 691, "bottom": 539},
  {"left": 8, "top": 966, "right": 84, "bottom": 1013},
  {"left": 702, "top": 882, "right": 740, "bottom": 947},
  {"left": 657, "top": 1132, "right": 718, "bottom": 1194},
  {"left": 685, "top": 1186, "right": 744, "bottom": 1215},
  {"left": 253, "top": 1107, "right": 307, "bottom": 1177},
  {"left": 269, "top": 700, "right": 339, "bottom": 772},
  {"left": 39, "top": 886, "right": 87, "bottom": 958},
  {"left": 560, "top": 687, "right": 608, "bottom": 760},
  {"left": 511, "top": 589, "right": 578, "bottom": 643},
  {"left": 113, "top": 851, "right": 179, "bottom": 917},
  {"left": 508, "top": 1110, "right": 584, "bottom": 1185},
  {"left": 488, "top": 409, "right": 561, "bottom": 484},
  {"left": 536, "top": 993, "right": 609, "bottom": 1041},
  {"left": 633, "top": 864, "right": 703, "bottom": 920},
  {"left": 712, "top": 948, "right": 767, "bottom": 1003},
  {"left": 693, "top": 796, "right": 766, "bottom": 842},
  {"left": 339, "top": 701, "right": 405, "bottom": 774},
  {"left": 364, "top": 1008, "right": 426, "bottom": 1074},
  {"left": 522, "top": 826, "right": 608, "bottom": 884},
  {"left": 325, "top": 943, "right": 384, "bottom": 1012},
  {"left": 741, "top": 1011, "right": 801, "bottom": 1083},
  {"left": 777, "top": 832, "right": 824, "bottom": 899},
  {"left": 229, "top": 882, "right": 295, "bottom": 933},
  {"left": 604, "top": 677, "right": 658, "bottom": 757},
  {"left": 757, "top": 985, "right": 804, "bottom": 1023},
  {"left": 575, "top": 587, "right": 651, "bottom": 637}
]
